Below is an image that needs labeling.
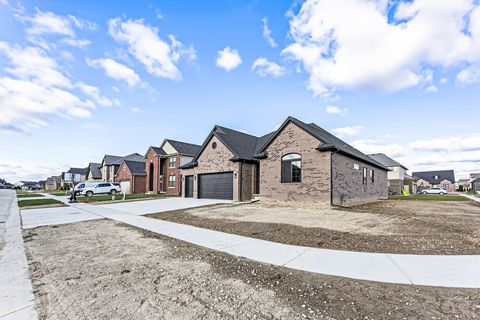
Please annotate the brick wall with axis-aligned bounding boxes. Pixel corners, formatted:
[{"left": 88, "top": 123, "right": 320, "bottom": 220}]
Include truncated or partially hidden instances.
[
  {"left": 145, "top": 148, "right": 159, "bottom": 193},
  {"left": 162, "top": 154, "right": 181, "bottom": 195},
  {"left": 181, "top": 135, "right": 242, "bottom": 201},
  {"left": 331, "top": 153, "right": 388, "bottom": 206},
  {"left": 259, "top": 122, "right": 331, "bottom": 205}
]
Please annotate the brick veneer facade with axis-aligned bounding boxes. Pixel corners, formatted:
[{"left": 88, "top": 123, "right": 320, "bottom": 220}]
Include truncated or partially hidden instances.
[
  {"left": 416, "top": 178, "right": 455, "bottom": 192},
  {"left": 145, "top": 148, "right": 182, "bottom": 195},
  {"left": 259, "top": 122, "right": 388, "bottom": 206},
  {"left": 115, "top": 162, "right": 146, "bottom": 194},
  {"left": 181, "top": 135, "right": 254, "bottom": 201},
  {"left": 331, "top": 153, "right": 388, "bottom": 205},
  {"left": 260, "top": 122, "right": 331, "bottom": 204}
]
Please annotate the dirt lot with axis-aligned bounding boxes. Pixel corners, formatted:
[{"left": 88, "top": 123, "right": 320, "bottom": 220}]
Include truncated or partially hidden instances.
[
  {"left": 23, "top": 220, "right": 480, "bottom": 319},
  {"left": 149, "top": 200, "right": 480, "bottom": 254}
]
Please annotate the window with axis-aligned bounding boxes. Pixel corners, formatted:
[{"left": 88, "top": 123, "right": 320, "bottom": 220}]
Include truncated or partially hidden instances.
[
  {"left": 370, "top": 169, "right": 375, "bottom": 183},
  {"left": 362, "top": 168, "right": 367, "bottom": 185},
  {"left": 212, "top": 142, "right": 217, "bottom": 149},
  {"left": 281, "top": 153, "right": 301, "bottom": 183},
  {"left": 169, "top": 157, "right": 177, "bottom": 168},
  {"left": 169, "top": 175, "right": 176, "bottom": 188},
  {"left": 443, "top": 184, "right": 449, "bottom": 190}
]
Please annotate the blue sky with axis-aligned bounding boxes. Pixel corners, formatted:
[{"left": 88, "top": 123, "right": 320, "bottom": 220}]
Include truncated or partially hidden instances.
[{"left": 1, "top": 0, "right": 480, "bottom": 182}]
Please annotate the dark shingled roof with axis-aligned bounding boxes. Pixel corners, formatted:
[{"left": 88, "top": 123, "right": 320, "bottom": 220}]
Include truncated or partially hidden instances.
[
  {"left": 367, "top": 153, "right": 408, "bottom": 170},
  {"left": 68, "top": 167, "right": 88, "bottom": 175},
  {"left": 124, "top": 160, "right": 146, "bottom": 175},
  {"left": 103, "top": 155, "right": 123, "bottom": 166},
  {"left": 257, "top": 117, "right": 387, "bottom": 170},
  {"left": 149, "top": 146, "right": 166, "bottom": 156},
  {"left": 114, "top": 153, "right": 144, "bottom": 165},
  {"left": 88, "top": 162, "right": 102, "bottom": 179},
  {"left": 181, "top": 116, "right": 388, "bottom": 171},
  {"left": 412, "top": 170, "right": 455, "bottom": 184},
  {"left": 166, "top": 139, "right": 202, "bottom": 157}
]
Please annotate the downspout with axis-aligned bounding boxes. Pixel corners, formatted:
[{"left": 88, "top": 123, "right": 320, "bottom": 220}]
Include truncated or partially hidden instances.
[
  {"left": 132, "top": 174, "right": 135, "bottom": 194},
  {"left": 239, "top": 162, "right": 243, "bottom": 202},
  {"left": 330, "top": 149, "right": 340, "bottom": 206}
]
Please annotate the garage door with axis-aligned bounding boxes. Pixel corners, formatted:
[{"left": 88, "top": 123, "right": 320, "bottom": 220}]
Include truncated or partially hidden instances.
[
  {"left": 185, "top": 175, "right": 193, "bottom": 198},
  {"left": 120, "top": 181, "right": 131, "bottom": 194},
  {"left": 198, "top": 172, "right": 233, "bottom": 200}
]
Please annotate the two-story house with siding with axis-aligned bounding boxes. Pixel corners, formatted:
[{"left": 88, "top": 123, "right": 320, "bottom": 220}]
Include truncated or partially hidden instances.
[
  {"left": 99, "top": 153, "right": 144, "bottom": 182},
  {"left": 367, "top": 153, "right": 417, "bottom": 194},
  {"left": 144, "top": 139, "right": 201, "bottom": 195}
]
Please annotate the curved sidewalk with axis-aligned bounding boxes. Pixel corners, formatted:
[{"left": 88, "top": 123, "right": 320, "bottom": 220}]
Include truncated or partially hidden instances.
[{"left": 47, "top": 198, "right": 480, "bottom": 289}]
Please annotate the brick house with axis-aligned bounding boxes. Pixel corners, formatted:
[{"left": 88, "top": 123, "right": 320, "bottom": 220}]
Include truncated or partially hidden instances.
[
  {"left": 145, "top": 140, "right": 201, "bottom": 195},
  {"left": 180, "top": 116, "right": 388, "bottom": 206},
  {"left": 114, "top": 160, "right": 147, "bottom": 194},
  {"left": 367, "top": 153, "right": 417, "bottom": 194},
  {"left": 100, "top": 153, "right": 144, "bottom": 182},
  {"left": 412, "top": 170, "right": 455, "bottom": 192}
]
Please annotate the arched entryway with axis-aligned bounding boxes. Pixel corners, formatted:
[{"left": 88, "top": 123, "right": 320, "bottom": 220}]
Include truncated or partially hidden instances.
[{"left": 149, "top": 163, "right": 154, "bottom": 192}]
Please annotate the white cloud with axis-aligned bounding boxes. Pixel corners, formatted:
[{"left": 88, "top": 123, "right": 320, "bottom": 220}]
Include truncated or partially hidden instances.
[
  {"left": 252, "top": 58, "right": 285, "bottom": 77},
  {"left": 283, "top": 0, "right": 480, "bottom": 96},
  {"left": 425, "top": 85, "right": 438, "bottom": 93},
  {"left": 130, "top": 107, "right": 141, "bottom": 113},
  {"left": 353, "top": 134, "right": 480, "bottom": 179},
  {"left": 440, "top": 77, "right": 448, "bottom": 84},
  {"left": 261, "top": 17, "right": 277, "bottom": 48},
  {"left": 325, "top": 105, "right": 348, "bottom": 116},
  {"left": 86, "top": 57, "right": 141, "bottom": 86},
  {"left": 332, "top": 125, "right": 362, "bottom": 137},
  {"left": 19, "top": 9, "right": 95, "bottom": 48},
  {"left": 77, "top": 83, "right": 113, "bottom": 107},
  {"left": 0, "top": 42, "right": 109, "bottom": 133},
  {"left": 108, "top": 17, "right": 195, "bottom": 80},
  {"left": 216, "top": 47, "right": 242, "bottom": 71}
]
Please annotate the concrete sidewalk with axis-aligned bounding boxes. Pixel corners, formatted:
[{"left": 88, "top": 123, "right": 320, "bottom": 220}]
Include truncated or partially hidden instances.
[
  {"left": 459, "top": 193, "right": 480, "bottom": 203},
  {"left": 49, "top": 199, "right": 480, "bottom": 288},
  {"left": 0, "top": 190, "right": 38, "bottom": 320}
]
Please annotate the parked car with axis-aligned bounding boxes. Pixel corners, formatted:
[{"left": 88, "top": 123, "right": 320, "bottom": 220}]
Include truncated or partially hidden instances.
[
  {"left": 421, "top": 187, "right": 448, "bottom": 195},
  {"left": 72, "top": 182, "right": 93, "bottom": 195},
  {"left": 80, "top": 182, "right": 121, "bottom": 197}
]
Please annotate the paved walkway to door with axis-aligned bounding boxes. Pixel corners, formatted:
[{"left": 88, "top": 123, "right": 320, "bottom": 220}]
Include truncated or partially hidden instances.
[{"left": 21, "top": 194, "right": 480, "bottom": 289}]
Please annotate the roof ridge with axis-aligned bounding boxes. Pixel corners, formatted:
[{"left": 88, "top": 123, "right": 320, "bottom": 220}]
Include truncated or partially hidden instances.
[{"left": 165, "top": 139, "right": 201, "bottom": 147}]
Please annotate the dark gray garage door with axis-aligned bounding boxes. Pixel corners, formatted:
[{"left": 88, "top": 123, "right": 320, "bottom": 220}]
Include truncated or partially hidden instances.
[
  {"left": 185, "top": 175, "right": 193, "bottom": 198},
  {"left": 198, "top": 172, "right": 233, "bottom": 200}
]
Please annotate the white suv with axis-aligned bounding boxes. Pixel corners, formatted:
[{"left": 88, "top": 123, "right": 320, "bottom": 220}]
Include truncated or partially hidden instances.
[
  {"left": 81, "top": 182, "right": 121, "bottom": 197},
  {"left": 421, "top": 187, "right": 448, "bottom": 195}
]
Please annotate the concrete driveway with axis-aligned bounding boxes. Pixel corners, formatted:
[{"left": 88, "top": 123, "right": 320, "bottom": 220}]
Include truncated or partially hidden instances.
[{"left": 21, "top": 197, "right": 230, "bottom": 229}]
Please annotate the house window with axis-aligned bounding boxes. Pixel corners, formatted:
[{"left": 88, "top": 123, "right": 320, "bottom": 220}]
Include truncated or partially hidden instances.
[
  {"left": 168, "top": 175, "right": 176, "bottom": 188},
  {"left": 169, "top": 157, "right": 177, "bottom": 168},
  {"left": 370, "top": 169, "right": 375, "bottom": 183},
  {"left": 443, "top": 183, "right": 449, "bottom": 190},
  {"left": 281, "top": 153, "right": 301, "bottom": 183},
  {"left": 362, "top": 168, "right": 368, "bottom": 185},
  {"left": 212, "top": 142, "right": 217, "bottom": 149}
]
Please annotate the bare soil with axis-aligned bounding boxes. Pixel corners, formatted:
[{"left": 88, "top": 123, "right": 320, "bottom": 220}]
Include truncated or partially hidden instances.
[
  {"left": 23, "top": 219, "right": 480, "bottom": 319},
  {"left": 149, "top": 200, "right": 480, "bottom": 254}
]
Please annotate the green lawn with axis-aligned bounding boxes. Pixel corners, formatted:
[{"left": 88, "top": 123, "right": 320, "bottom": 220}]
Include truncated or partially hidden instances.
[
  {"left": 18, "top": 198, "right": 64, "bottom": 207},
  {"left": 76, "top": 193, "right": 174, "bottom": 203},
  {"left": 389, "top": 194, "right": 469, "bottom": 201},
  {"left": 16, "top": 193, "right": 44, "bottom": 198},
  {"left": 49, "top": 191, "right": 69, "bottom": 196}
]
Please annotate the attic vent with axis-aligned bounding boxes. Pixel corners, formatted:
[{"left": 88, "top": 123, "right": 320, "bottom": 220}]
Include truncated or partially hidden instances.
[{"left": 434, "top": 175, "right": 439, "bottom": 179}]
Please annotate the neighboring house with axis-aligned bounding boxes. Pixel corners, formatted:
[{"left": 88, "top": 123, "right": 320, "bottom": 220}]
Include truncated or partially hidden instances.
[
  {"left": 367, "top": 153, "right": 417, "bottom": 194},
  {"left": 145, "top": 140, "right": 201, "bottom": 195},
  {"left": 100, "top": 153, "right": 145, "bottom": 182},
  {"left": 85, "top": 162, "right": 103, "bottom": 181},
  {"left": 15, "top": 181, "right": 39, "bottom": 190},
  {"left": 115, "top": 160, "right": 147, "bottom": 194},
  {"left": 180, "top": 116, "right": 388, "bottom": 206},
  {"left": 457, "top": 179, "right": 470, "bottom": 191},
  {"left": 45, "top": 176, "right": 61, "bottom": 191},
  {"left": 473, "top": 177, "right": 480, "bottom": 194},
  {"left": 469, "top": 173, "right": 480, "bottom": 190},
  {"left": 38, "top": 180, "right": 46, "bottom": 190},
  {"left": 412, "top": 170, "right": 455, "bottom": 192},
  {"left": 0, "top": 179, "right": 5, "bottom": 189},
  {"left": 62, "top": 167, "right": 88, "bottom": 186}
]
